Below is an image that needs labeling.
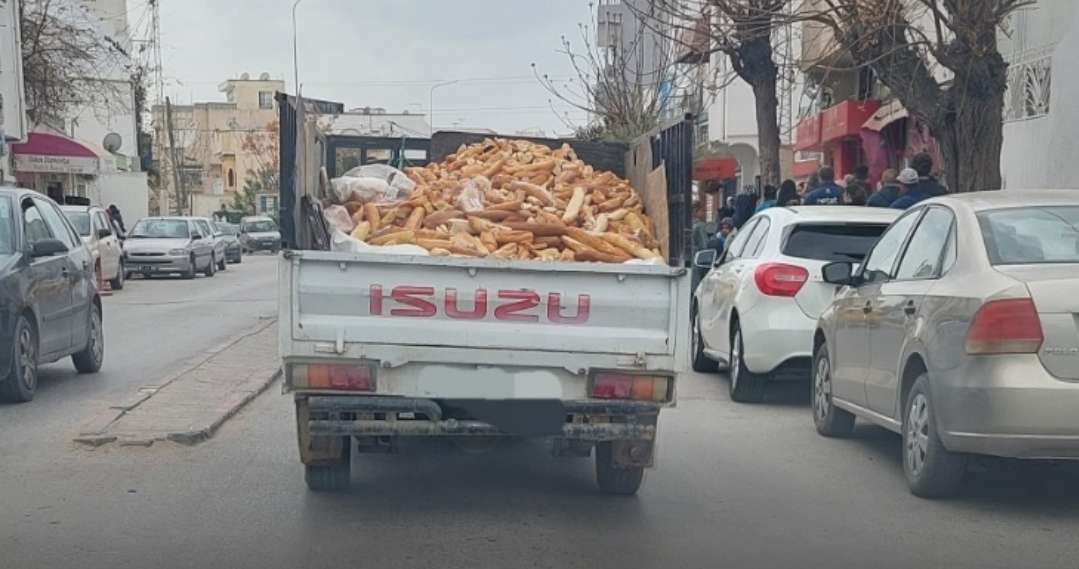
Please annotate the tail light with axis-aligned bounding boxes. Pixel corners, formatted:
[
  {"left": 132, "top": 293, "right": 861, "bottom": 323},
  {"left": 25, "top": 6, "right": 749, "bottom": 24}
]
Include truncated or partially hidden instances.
[
  {"left": 754, "top": 263, "right": 809, "bottom": 297},
  {"left": 965, "top": 298, "right": 1044, "bottom": 354},
  {"left": 591, "top": 372, "right": 670, "bottom": 402},
  {"left": 290, "top": 363, "right": 377, "bottom": 391}
]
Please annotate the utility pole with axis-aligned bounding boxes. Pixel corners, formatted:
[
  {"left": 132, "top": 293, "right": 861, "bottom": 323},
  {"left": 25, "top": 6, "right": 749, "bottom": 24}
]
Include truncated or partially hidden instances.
[{"left": 165, "top": 97, "right": 185, "bottom": 215}]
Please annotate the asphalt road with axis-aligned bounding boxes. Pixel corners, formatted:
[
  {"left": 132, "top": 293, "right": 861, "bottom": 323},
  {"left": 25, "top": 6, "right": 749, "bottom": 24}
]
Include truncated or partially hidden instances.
[{"left": 3, "top": 259, "right": 1079, "bottom": 569}]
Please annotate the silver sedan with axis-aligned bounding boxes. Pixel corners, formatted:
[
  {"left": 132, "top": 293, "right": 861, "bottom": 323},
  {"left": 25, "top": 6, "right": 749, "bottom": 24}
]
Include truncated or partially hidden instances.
[{"left": 812, "top": 190, "right": 1079, "bottom": 498}]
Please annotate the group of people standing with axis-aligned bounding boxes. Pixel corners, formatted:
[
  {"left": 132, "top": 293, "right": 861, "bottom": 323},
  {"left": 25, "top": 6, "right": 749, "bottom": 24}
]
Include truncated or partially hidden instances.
[{"left": 691, "top": 152, "right": 948, "bottom": 271}]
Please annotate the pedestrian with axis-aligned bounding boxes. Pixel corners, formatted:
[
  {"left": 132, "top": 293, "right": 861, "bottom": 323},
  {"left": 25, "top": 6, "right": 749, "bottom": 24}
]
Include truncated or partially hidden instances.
[
  {"left": 802, "top": 166, "right": 844, "bottom": 205},
  {"left": 705, "top": 217, "right": 736, "bottom": 253},
  {"left": 691, "top": 198, "right": 716, "bottom": 254},
  {"left": 107, "top": 204, "right": 126, "bottom": 233},
  {"left": 854, "top": 164, "right": 870, "bottom": 185},
  {"left": 890, "top": 168, "right": 926, "bottom": 209},
  {"left": 732, "top": 192, "right": 757, "bottom": 228},
  {"left": 910, "top": 152, "right": 948, "bottom": 197},
  {"left": 867, "top": 168, "right": 902, "bottom": 208},
  {"left": 777, "top": 179, "right": 799, "bottom": 207},
  {"left": 718, "top": 195, "right": 735, "bottom": 220},
  {"left": 756, "top": 185, "right": 778, "bottom": 212},
  {"left": 843, "top": 174, "right": 856, "bottom": 188},
  {"left": 844, "top": 182, "right": 868, "bottom": 206}
]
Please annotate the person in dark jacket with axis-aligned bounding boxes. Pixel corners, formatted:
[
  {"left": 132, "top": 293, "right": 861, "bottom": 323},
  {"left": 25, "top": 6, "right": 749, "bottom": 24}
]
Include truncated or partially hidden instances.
[
  {"left": 909, "top": 152, "right": 948, "bottom": 198},
  {"left": 756, "top": 185, "right": 778, "bottom": 212},
  {"left": 844, "top": 182, "right": 868, "bottom": 206},
  {"left": 777, "top": 179, "right": 799, "bottom": 207},
  {"left": 107, "top": 204, "right": 126, "bottom": 233},
  {"left": 732, "top": 192, "right": 757, "bottom": 228},
  {"left": 867, "top": 168, "right": 902, "bottom": 208},
  {"left": 890, "top": 168, "right": 927, "bottom": 209},
  {"left": 803, "top": 166, "right": 844, "bottom": 205}
]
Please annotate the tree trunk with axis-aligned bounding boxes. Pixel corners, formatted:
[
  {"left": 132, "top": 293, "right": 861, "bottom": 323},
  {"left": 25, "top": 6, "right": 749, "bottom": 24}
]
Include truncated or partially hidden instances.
[
  {"left": 752, "top": 73, "right": 783, "bottom": 189},
  {"left": 933, "top": 87, "right": 1006, "bottom": 194}
]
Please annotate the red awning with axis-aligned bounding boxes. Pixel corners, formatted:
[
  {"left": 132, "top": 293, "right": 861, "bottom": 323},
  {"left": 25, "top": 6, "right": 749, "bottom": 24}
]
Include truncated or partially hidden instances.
[
  {"left": 820, "top": 99, "right": 881, "bottom": 143},
  {"left": 694, "top": 157, "right": 738, "bottom": 181},
  {"left": 11, "top": 132, "right": 101, "bottom": 175},
  {"left": 12, "top": 132, "right": 99, "bottom": 158},
  {"left": 794, "top": 115, "right": 822, "bottom": 151}
]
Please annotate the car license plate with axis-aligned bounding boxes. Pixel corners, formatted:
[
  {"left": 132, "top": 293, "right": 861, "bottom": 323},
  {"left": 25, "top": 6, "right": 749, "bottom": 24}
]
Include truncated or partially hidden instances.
[{"left": 140, "top": 265, "right": 155, "bottom": 272}]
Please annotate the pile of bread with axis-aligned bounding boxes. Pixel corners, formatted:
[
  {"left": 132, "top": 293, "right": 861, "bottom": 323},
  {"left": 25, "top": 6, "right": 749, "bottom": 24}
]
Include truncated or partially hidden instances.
[{"left": 338, "top": 138, "right": 663, "bottom": 263}]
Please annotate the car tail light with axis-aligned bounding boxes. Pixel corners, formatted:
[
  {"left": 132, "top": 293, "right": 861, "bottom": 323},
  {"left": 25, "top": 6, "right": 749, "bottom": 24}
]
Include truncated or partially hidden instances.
[
  {"left": 754, "top": 263, "right": 809, "bottom": 297},
  {"left": 591, "top": 372, "right": 670, "bottom": 402},
  {"left": 290, "top": 363, "right": 376, "bottom": 391},
  {"left": 965, "top": 298, "right": 1044, "bottom": 355}
]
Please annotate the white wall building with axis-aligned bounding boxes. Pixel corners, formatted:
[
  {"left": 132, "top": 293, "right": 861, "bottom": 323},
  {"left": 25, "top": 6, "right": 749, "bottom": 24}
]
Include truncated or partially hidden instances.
[
  {"left": 0, "top": 0, "right": 27, "bottom": 185},
  {"left": 999, "top": 0, "right": 1077, "bottom": 190}
]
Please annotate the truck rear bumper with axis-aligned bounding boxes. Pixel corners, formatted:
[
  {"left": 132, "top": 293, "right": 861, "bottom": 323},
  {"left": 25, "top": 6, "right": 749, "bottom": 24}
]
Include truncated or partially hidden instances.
[{"left": 303, "top": 395, "right": 659, "bottom": 441}]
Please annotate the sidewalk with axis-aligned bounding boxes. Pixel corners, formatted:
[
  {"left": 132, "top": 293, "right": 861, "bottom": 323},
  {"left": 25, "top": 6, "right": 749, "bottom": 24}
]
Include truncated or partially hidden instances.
[{"left": 76, "top": 319, "right": 280, "bottom": 447}]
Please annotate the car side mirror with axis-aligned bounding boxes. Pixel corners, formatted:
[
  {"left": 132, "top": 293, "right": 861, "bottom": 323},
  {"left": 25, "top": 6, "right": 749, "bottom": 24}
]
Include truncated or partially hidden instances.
[
  {"left": 822, "top": 261, "right": 857, "bottom": 286},
  {"left": 191, "top": 232, "right": 203, "bottom": 240},
  {"left": 693, "top": 249, "right": 717, "bottom": 269},
  {"left": 97, "top": 228, "right": 111, "bottom": 239},
  {"left": 31, "top": 239, "right": 69, "bottom": 258}
]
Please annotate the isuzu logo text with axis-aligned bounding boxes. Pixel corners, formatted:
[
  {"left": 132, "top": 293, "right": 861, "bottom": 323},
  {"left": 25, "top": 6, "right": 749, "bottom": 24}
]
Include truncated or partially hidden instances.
[{"left": 369, "top": 286, "right": 591, "bottom": 324}]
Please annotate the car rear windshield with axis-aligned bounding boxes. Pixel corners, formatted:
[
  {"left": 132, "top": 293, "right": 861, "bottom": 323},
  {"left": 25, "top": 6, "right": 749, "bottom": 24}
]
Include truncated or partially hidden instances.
[
  {"left": 63, "top": 211, "right": 92, "bottom": 236},
  {"left": 242, "top": 220, "right": 277, "bottom": 233},
  {"left": 782, "top": 223, "right": 889, "bottom": 262},
  {"left": 0, "top": 197, "right": 13, "bottom": 254},
  {"left": 216, "top": 223, "right": 239, "bottom": 235},
  {"left": 130, "top": 219, "right": 190, "bottom": 239},
  {"left": 978, "top": 206, "right": 1079, "bottom": 265}
]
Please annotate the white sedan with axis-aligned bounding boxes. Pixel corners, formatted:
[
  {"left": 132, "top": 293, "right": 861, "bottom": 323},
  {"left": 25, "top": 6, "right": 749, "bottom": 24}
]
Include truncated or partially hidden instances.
[
  {"left": 692, "top": 206, "right": 900, "bottom": 402},
  {"left": 61, "top": 204, "right": 125, "bottom": 290}
]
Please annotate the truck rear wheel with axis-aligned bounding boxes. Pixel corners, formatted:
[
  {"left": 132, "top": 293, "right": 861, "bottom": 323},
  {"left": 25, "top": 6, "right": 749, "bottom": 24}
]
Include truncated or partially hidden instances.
[
  {"left": 595, "top": 442, "right": 644, "bottom": 496},
  {"left": 305, "top": 437, "right": 352, "bottom": 492}
]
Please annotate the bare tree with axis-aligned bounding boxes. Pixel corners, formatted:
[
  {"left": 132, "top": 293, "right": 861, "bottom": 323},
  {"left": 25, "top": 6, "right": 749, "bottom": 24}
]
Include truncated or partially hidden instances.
[
  {"left": 534, "top": 2, "right": 701, "bottom": 142},
  {"left": 800, "top": 0, "right": 1033, "bottom": 192},
  {"left": 16, "top": 0, "right": 131, "bottom": 125}
]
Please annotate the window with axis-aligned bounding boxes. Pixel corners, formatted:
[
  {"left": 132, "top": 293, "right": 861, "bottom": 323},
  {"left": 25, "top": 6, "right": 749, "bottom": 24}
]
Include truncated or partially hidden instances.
[
  {"left": 725, "top": 218, "right": 758, "bottom": 260},
  {"left": 860, "top": 210, "right": 921, "bottom": 284},
  {"left": 978, "top": 206, "right": 1079, "bottom": 265},
  {"left": 258, "top": 91, "right": 274, "bottom": 110},
  {"left": 782, "top": 223, "right": 890, "bottom": 262},
  {"left": 96, "top": 212, "right": 113, "bottom": 237},
  {"left": 34, "top": 199, "right": 78, "bottom": 249},
  {"left": 23, "top": 200, "right": 57, "bottom": 246},
  {"left": 896, "top": 208, "right": 955, "bottom": 280},
  {"left": 196, "top": 220, "right": 214, "bottom": 237},
  {"left": 130, "top": 219, "right": 190, "bottom": 239},
  {"left": 743, "top": 218, "right": 771, "bottom": 258},
  {"left": 0, "top": 197, "right": 16, "bottom": 255},
  {"left": 227, "top": 169, "right": 236, "bottom": 188},
  {"left": 64, "top": 211, "right": 93, "bottom": 236}
]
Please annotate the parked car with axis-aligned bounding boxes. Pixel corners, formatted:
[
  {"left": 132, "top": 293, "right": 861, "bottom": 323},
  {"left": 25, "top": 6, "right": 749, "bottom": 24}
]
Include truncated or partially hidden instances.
[
  {"left": 692, "top": 206, "right": 899, "bottom": 402},
  {"left": 61, "top": 204, "right": 125, "bottom": 290},
  {"left": 239, "top": 216, "right": 280, "bottom": 254},
  {"left": 123, "top": 217, "right": 217, "bottom": 279},
  {"left": 812, "top": 190, "right": 1079, "bottom": 498},
  {"left": 0, "top": 188, "right": 105, "bottom": 402},
  {"left": 214, "top": 222, "right": 243, "bottom": 263},
  {"left": 193, "top": 217, "right": 227, "bottom": 272}
]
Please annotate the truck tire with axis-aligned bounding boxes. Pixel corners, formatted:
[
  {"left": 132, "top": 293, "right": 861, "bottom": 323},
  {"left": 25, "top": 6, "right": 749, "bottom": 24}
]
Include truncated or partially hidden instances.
[
  {"left": 729, "top": 323, "right": 766, "bottom": 403},
  {"left": 903, "top": 375, "right": 966, "bottom": 499},
  {"left": 595, "top": 442, "right": 644, "bottom": 496},
  {"left": 305, "top": 438, "right": 351, "bottom": 492}
]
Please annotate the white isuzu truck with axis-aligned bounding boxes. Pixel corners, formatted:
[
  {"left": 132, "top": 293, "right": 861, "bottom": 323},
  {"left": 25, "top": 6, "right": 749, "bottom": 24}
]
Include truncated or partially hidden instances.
[{"left": 276, "top": 94, "right": 693, "bottom": 494}]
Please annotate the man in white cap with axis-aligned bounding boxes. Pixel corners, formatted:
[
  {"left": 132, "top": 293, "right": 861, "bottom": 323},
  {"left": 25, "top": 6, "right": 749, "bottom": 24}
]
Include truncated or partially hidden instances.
[{"left": 890, "top": 167, "right": 927, "bottom": 209}]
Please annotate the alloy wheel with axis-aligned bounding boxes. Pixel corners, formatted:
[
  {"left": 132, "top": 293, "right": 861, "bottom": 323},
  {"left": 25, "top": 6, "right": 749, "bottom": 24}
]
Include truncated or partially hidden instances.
[
  {"left": 692, "top": 312, "right": 701, "bottom": 357},
  {"left": 730, "top": 329, "right": 741, "bottom": 391},
  {"left": 18, "top": 325, "right": 37, "bottom": 392},
  {"left": 88, "top": 309, "right": 103, "bottom": 364},
  {"left": 906, "top": 393, "right": 930, "bottom": 476},
  {"left": 814, "top": 356, "right": 831, "bottom": 422}
]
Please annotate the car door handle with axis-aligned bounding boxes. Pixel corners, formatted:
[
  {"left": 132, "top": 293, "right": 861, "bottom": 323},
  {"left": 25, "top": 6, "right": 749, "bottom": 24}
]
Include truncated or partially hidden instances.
[{"left": 904, "top": 301, "right": 917, "bottom": 316}]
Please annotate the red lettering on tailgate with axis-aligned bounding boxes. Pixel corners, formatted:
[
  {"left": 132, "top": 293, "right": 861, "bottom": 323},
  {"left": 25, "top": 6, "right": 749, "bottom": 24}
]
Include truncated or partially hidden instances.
[
  {"left": 445, "top": 288, "right": 488, "bottom": 320},
  {"left": 390, "top": 286, "right": 437, "bottom": 317},
  {"left": 547, "top": 293, "right": 591, "bottom": 324},
  {"left": 494, "top": 290, "right": 540, "bottom": 322},
  {"left": 369, "top": 285, "right": 384, "bottom": 315}
]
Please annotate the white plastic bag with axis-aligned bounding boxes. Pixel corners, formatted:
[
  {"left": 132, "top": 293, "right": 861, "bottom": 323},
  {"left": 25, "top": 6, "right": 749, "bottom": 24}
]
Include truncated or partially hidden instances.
[
  {"left": 323, "top": 204, "right": 355, "bottom": 234},
  {"left": 333, "top": 164, "right": 416, "bottom": 204},
  {"left": 455, "top": 179, "right": 485, "bottom": 213},
  {"left": 331, "top": 231, "right": 430, "bottom": 256},
  {"left": 331, "top": 176, "right": 392, "bottom": 204}
]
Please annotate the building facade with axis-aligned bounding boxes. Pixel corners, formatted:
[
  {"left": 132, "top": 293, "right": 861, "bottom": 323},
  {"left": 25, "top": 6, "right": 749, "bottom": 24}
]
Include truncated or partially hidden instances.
[
  {"left": 151, "top": 74, "right": 284, "bottom": 217},
  {"left": 0, "top": 0, "right": 27, "bottom": 185}
]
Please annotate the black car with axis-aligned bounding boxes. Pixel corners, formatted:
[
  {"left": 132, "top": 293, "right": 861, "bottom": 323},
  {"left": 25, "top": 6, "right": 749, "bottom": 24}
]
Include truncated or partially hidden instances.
[{"left": 0, "top": 188, "right": 104, "bottom": 402}]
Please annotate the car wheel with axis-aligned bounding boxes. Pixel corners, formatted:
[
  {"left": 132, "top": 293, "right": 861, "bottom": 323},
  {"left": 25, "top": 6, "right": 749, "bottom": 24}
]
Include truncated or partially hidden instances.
[
  {"left": 217, "top": 255, "right": 227, "bottom": 271},
  {"left": 903, "top": 374, "right": 966, "bottom": 498},
  {"left": 204, "top": 255, "right": 216, "bottom": 277},
  {"left": 811, "top": 343, "right": 855, "bottom": 437},
  {"left": 109, "top": 261, "right": 125, "bottom": 290},
  {"left": 71, "top": 304, "right": 104, "bottom": 374},
  {"left": 594, "top": 442, "right": 645, "bottom": 496},
  {"left": 691, "top": 307, "right": 718, "bottom": 373},
  {"left": 235, "top": 253, "right": 243, "bottom": 264},
  {"left": 0, "top": 315, "right": 39, "bottom": 403},
  {"left": 304, "top": 438, "right": 351, "bottom": 492},
  {"left": 182, "top": 255, "right": 196, "bottom": 280},
  {"left": 729, "top": 323, "right": 766, "bottom": 403}
]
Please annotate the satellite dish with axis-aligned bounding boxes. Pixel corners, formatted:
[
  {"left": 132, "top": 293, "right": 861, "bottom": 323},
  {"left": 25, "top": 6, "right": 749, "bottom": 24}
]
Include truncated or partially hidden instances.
[
  {"left": 103, "top": 132, "right": 122, "bottom": 153},
  {"left": 259, "top": 72, "right": 270, "bottom": 80},
  {"left": 241, "top": 72, "right": 250, "bottom": 80}
]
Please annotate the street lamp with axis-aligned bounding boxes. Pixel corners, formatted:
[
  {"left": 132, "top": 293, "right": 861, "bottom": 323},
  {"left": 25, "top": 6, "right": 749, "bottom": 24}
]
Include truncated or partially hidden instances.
[
  {"left": 429, "top": 80, "right": 460, "bottom": 135},
  {"left": 292, "top": 0, "right": 304, "bottom": 94}
]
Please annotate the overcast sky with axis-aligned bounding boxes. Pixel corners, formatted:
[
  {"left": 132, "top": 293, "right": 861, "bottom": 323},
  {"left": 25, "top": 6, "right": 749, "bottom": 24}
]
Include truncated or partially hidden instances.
[{"left": 150, "top": 0, "right": 594, "bottom": 135}]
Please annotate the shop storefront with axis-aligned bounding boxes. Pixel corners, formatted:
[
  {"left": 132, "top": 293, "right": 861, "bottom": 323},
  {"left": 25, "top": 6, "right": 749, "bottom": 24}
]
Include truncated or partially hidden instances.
[{"left": 12, "top": 131, "right": 101, "bottom": 201}]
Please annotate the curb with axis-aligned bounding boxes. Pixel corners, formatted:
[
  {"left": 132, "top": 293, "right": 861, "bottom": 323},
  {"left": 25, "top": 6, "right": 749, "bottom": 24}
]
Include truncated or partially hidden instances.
[{"left": 166, "top": 369, "right": 282, "bottom": 446}]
